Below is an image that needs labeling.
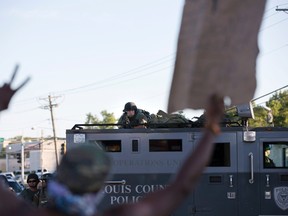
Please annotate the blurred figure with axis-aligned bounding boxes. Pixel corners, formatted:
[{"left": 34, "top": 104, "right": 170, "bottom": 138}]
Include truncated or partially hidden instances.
[
  {"left": 0, "top": 175, "right": 15, "bottom": 193},
  {"left": 0, "top": 175, "right": 9, "bottom": 187},
  {"left": 0, "top": 175, "right": 10, "bottom": 190}
]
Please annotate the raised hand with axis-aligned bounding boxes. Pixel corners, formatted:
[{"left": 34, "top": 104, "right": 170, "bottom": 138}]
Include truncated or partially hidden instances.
[
  {"left": 0, "top": 65, "right": 30, "bottom": 111},
  {"left": 204, "top": 94, "right": 225, "bottom": 135}
]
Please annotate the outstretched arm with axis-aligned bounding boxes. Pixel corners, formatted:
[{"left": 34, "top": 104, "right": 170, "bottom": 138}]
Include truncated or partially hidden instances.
[
  {"left": 106, "top": 94, "right": 224, "bottom": 216},
  {"left": 0, "top": 65, "right": 30, "bottom": 112}
]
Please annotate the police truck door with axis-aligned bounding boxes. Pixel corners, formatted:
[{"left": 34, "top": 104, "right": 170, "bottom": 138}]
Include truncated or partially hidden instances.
[{"left": 193, "top": 131, "right": 237, "bottom": 216}]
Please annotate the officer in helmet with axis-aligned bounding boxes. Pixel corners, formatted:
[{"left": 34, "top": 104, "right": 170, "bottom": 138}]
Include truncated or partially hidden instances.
[
  {"left": 117, "top": 102, "right": 149, "bottom": 128},
  {"left": 264, "top": 145, "right": 275, "bottom": 168}
]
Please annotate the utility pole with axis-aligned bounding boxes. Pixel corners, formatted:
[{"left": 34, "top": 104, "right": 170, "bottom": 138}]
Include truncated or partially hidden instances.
[
  {"left": 48, "top": 95, "right": 59, "bottom": 167},
  {"left": 21, "top": 138, "right": 25, "bottom": 185},
  {"left": 40, "top": 95, "right": 61, "bottom": 167},
  {"left": 40, "top": 129, "right": 44, "bottom": 176}
]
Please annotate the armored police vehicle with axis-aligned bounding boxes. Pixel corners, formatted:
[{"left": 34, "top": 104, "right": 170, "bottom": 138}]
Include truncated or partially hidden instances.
[{"left": 66, "top": 107, "right": 288, "bottom": 216}]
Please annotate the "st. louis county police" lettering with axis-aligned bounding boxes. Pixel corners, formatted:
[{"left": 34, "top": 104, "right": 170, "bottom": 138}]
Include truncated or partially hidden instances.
[{"left": 104, "top": 184, "right": 169, "bottom": 205}]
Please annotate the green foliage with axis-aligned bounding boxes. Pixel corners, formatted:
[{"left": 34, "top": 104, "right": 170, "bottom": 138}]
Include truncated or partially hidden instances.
[
  {"left": 267, "top": 91, "right": 288, "bottom": 127},
  {"left": 85, "top": 113, "right": 100, "bottom": 124},
  {"left": 249, "top": 90, "right": 288, "bottom": 127},
  {"left": 224, "top": 107, "right": 242, "bottom": 126},
  {"left": 248, "top": 106, "right": 267, "bottom": 127},
  {"left": 85, "top": 110, "right": 117, "bottom": 129}
]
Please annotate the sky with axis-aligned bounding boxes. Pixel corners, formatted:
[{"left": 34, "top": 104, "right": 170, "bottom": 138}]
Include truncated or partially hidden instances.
[{"left": 0, "top": 0, "right": 288, "bottom": 139}]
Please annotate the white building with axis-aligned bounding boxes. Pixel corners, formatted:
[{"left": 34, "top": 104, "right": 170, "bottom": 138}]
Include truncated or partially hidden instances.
[{"left": 5, "top": 138, "right": 65, "bottom": 173}]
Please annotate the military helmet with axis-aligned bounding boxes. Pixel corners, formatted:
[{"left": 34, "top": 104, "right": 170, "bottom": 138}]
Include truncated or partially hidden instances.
[
  {"left": 264, "top": 145, "right": 271, "bottom": 151},
  {"left": 123, "top": 102, "right": 137, "bottom": 112}
]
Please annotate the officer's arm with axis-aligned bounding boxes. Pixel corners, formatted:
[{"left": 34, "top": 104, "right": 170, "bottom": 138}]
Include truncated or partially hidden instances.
[
  {"left": 133, "top": 113, "right": 147, "bottom": 128},
  {"left": 117, "top": 114, "right": 127, "bottom": 129}
]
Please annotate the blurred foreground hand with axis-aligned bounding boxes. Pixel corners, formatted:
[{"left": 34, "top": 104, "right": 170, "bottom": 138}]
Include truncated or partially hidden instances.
[{"left": 0, "top": 65, "right": 30, "bottom": 112}]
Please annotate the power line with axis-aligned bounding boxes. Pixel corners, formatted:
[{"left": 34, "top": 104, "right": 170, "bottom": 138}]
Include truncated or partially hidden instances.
[
  {"left": 259, "top": 16, "right": 288, "bottom": 31},
  {"left": 59, "top": 65, "right": 174, "bottom": 95},
  {"left": 53, "top": 53, "right": 175, "bottom": 94},
  {"left": 10, "top": 54, "right": 175, "bottom": 106},
  {"left": 264, "top": 2, "right": 288, "bottom": 13},
  {"left": 263, "top": 11, "right": 278, "bottom": 20},
  {"left": 7, "top": 3, "right": 288, "bottom": 111},
  {"left": 259, "top": 44, "right": 288, "bottom": 56},
  {"left": 252, "top": 84, "right": 288, "bottom": 102},
  {"left": 225, "top": 85, "right": 288, "bottom": 112},
  {"left": 275, "top": 7, "right": 288, "bottom": 12}
]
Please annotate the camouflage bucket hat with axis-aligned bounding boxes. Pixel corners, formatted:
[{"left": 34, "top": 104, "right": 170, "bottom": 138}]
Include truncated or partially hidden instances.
[{"left": 55, "top": 144, "right": 111, "bottom": 194}]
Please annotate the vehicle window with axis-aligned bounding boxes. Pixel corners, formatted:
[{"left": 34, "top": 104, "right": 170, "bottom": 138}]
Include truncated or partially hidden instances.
[
  {"left": 263, "top": 142, "right": 288, "bottom": 168},
  {"left": 149, "top": 139, "right": 182, "bottom": 152},
  {"left": 94, "top": 140, "right": 121, "bottom": 152},
  {"left": 208, "top": 143, "right": 230, "bottom": 167}
]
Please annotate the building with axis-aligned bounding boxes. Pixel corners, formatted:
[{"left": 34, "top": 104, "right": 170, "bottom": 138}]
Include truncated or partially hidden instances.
[{"left": 5, "top": 138, "right": 65, "bottom": 173}]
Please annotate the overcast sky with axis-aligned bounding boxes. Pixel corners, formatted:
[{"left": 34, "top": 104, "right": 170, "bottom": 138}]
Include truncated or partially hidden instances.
[{"left": 1, "top": 0, "right": 288, "bottom": 139}]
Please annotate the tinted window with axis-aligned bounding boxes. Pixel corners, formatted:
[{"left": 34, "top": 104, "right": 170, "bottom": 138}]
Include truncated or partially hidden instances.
[
  {"left": 263, "top": 142, "right": 288, "bottom": 168},
  {"left": 208, "top": 143, "right": 230, "bottom": 167},
  {"left": 149, "top": 139, "right": 182, "bottom": 152},
  {"left": 95, "top": 140, "right": 121, "bottom": 152}
]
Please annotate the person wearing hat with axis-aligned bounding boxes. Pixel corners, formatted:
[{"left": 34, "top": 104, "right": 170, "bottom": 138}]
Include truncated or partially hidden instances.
[
  {"left": 0, "top": 94, "right": 224, "bottom": 216},
  {"left": 264, "top": 145, "right": 275, "bottom": 168},
  {"left": 19, "top": 173, "right": 41, "bottom": 207},
  {"left": 117, "top": 102, "right": 149, "bottom": 128}
]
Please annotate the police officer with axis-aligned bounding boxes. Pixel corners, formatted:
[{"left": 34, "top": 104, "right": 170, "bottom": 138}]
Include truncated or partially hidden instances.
[
  {"left": 264, "top": 145, "right": 275, "bottom": 168},
  {"left": 117, "top": 102, "right": 149, "bottom": 128}
]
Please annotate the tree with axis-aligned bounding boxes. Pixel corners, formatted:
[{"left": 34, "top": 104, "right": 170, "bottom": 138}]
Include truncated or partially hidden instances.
[
  {"left": 249, "top": 90, "right": 288, "bottom": 127},
  {"left": 248, "top": 105, "right": 267, "bottom": 127},
  {"left": 266, "top": 91, "right": 288, "bottom": 127},
  {"left": 85, "top": 110, "right": 117, "bottom": 129}
]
